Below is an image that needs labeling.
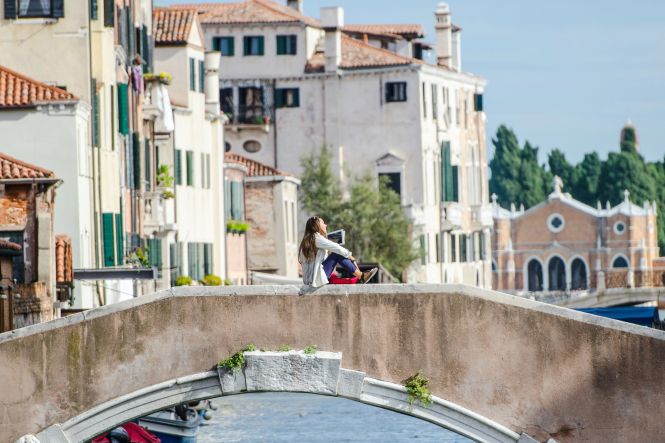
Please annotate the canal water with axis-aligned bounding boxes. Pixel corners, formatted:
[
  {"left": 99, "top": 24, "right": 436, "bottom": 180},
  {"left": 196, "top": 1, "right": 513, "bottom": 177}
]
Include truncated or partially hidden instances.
[{"left": 197, "top": 392, "right": 471, "bottom": 442}]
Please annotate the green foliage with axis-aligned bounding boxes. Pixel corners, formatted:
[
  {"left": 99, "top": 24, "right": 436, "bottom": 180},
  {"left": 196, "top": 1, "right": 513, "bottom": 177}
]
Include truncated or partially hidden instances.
[
  {"left": 226, "top": 220, "right": 249, "bottom": 234},
  {"left": 303, "top": 345, "right": 317, "bottom": 355},
  {"left": 175, "top": 275, "right": 193, "bottom": 286},
  {"left": 277, "top": 345, "right": 291, "bottom": 352},
  {"left": 128, "top": 247, "right": 150, "bottom": 267},
  {"left": 156, "top": 165, "right": 175, "bottom": 200},
  {"left": 218, "top": 345, "right": 257, "bottom": 371},
  {"left": 404, "top": 372, "right": 432, "bottom": 407},
  {"left": 201, "top": 274, "right": 222, "bottom": 286},
  {"left": 224, "top": 278, "right": 233, "bottom": 286},
  {"left": 299, "top": 147, "right": 417, "bottom": 279},
  {"left": 489, "top": 125, "right": 665, "bottom": 254}
]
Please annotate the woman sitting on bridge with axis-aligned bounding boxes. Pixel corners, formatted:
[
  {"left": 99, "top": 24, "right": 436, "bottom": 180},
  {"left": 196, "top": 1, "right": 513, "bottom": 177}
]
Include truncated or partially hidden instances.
[{"left": 299, "top": 216, "right": 378, "bottom": 287}]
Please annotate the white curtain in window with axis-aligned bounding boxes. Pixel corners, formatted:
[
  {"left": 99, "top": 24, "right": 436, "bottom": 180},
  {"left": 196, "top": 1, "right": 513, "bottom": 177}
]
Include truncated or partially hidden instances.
[{"left": 19, "top": 0, "right": 50, "bottom": 15}]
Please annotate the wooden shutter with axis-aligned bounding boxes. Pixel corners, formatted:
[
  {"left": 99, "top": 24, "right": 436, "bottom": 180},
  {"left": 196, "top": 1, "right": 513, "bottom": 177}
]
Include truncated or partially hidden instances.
[
  {"left": 188, "top": 243, "right": 196, "bottom": 279},
  {"left": 243, "top": 37, "right": 250, "bottom": 56},
  {"left": 419, "top": 235, "right": 426, "bottom": 265},
  {"left": 292, "top": 88, "right": 300, "bottom": 107},
  {"left": 441, "top": 141, "right": 452, "bottom": 201},
  {"left": 226, "top": 37, "right": 235, "bottom": 56},
  {"left": 230, "top": 181, "right": 237, "bottom": 220},
  {"left": 102, "top": 213, "right": 115, "bottom": 267},
  {"left": 276, "top": 36, "right": 286, "bottom": 55},
  {"left": 274, "top": 89, "right": 284, "bottom": 108},
  {"left": 199, "top": 60, "right": 205, "bottom": 93},
  {"left": 117, "top": 83, "right": 129, "bottom": 135},
  {"left": 103, "top": 0, "right": 114, "bottom": 27},
  {"left": 90, "top": 0, "right": 98, "bottom": 19},
  {"left": 115, "top": 212, "right": 123, "bottom": 265},
  {"left": 239, "top": 183, "right": 245, "bottom": 220},
  {"left": 174, "top": 149, "right": 182, "bottom": 185},
  {"left": 258, "top": 37, "right": 264, "bottom": 55},
  {"left": 132, "top": 133, "right": 141, "bottom": 190},
  {"left": 212, "top": 37, "right": 220, "bottom": 51},
  {"left": 91, "top": 79, "right": 100, "bottom": 147},
  {"left": 452, "top": 166, "right": 459, "bottom": 202},
  {"left": 144, "top": 138, "right": 151, "bottom": 191},
  {"left": 4, "top": 0, "right": 16, "bottom": 19},
  {"left": 186, "top": 151, "right": 194, "bottom": 186},
  {"left": 289, "top": 35, "right": 297, "bottom": 54},
  {"left": 52, "top": 0, "right": 64, "bottom": 18},
  {"left": 189, "top": 58, "right": 195, "bottom": 91},
  {"left": 204, "top": 244, "right": 212, "bottom": 276}
]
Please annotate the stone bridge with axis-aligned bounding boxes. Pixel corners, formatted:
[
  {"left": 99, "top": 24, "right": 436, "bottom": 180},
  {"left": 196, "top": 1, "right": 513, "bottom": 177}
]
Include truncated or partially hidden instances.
[{"left": 2, "top": 285, "right": 665, "bottom": 443}]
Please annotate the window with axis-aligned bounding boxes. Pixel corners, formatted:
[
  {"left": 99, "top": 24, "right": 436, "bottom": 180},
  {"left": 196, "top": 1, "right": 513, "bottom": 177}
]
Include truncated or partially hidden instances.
[
  {"left": 0, "top": 231, "right": 24, "bottom": 283},
  {"left": 614, "top": 221, "right": 626, "bottom": 235},
  {"left": 547, "top": 213, "right": 565, "bottom": 233},
  {"left": 474, "top": 93, "right": 484, "bottom": 112},
  {"left": 238, "top": 87, "right": 264, "bottom": 123},
  {"left": 441, "top": 141, "right": 458, "bottom": 202},
  {"left": 548, "top": 257, "right": 566, "bottom": 291},
  {"left": 422, "top": 83, "right": 427, "bottom": 118},
  {"left": 174, "top": 149, "right": 182, "bottom": 185},
  {"left": 8, "top": 0, "right": 62, "bottom": 18},
  {"left": 102, "top": 213, "right": 116, "bottom": 267},
  {"left": 571, "top": 258, "right": 587, "bottom": 290},
  {"left": 199, "top": 60, "right": 205, "bottom": 93},
  {"left": 189, "top": 58, "right": 196, "bottom": 91},
  {"left": 275, "top": 88, "right": 300, "bottom": 108},
  {"left": 225, "top": 142, "right": 231, "bottom": 153},
  {"left": 527, "top": 259, "right": 543, "bottom": 292},
  {"left": 612, "top": 256, "right": 629, "bottom": 269},
  {"left": 220, "top": 88, "right": 234, "bottom": 115},
  {"left": 451, "top": 233, "right": 457, "bottom": 262},
  {"left": 243, "top": 140, "right": 262, "bottom": 153},
  {"left": 378, "top": 172, "right": 401, "bottom": 197},
  {"left": 213, "top": 36, "right": 235, "bottom": 56},
  {"left": 276, "top": 35, "right": 297, "bottom": 55},
  {"left": 385, "top": 82, "right": 407, "bottom": 102},
  {"left": 419, "top": 235, "right": 427, "bottom": 265},
  {"left": 479, "top": 231, "right": 486, "bottom": 260},
  {"left": 90, "top": 0, "right": 97, "bottom": 20},
  {"left": 435, "top": 234, "right": 440, "bottom": 263},
  {"left": 186, "top": 151, "right": 194, "bottom": 186},
  {"left": 243, "top": 36, "right": 264, "bottom": 56},
  {"left": 103, "top": 0, "right": 113, "bottom": 27},
  {"left": 459, "top": 234, "right": 467, "bottom": 262}
]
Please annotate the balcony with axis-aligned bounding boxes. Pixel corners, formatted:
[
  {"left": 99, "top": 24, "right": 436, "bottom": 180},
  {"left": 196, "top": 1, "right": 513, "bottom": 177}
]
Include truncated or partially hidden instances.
[
  {"left": 440, "top": 202, "right": 462, "bottom": 231},
  {"left": 144, "top": 190, "right": 177, "bottom": 236},
  {"left": 225, "top": 106, "right": 271, "bottom": 133},
  {"left": 471, "top": 204, "right": 494, "bottom": 228}
]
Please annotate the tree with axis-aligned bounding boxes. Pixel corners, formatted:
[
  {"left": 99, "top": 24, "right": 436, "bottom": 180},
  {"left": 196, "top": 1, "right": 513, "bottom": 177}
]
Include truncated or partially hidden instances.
[
  {"left": 620, "top": 125, "right": 638, "bottom": 153},
  {"left": 489, "top": 125, "right": 524, "bottom": 207},
  {"left": 573, "top": 152, "right": 602, "bottom": 205},
  {"left": 518, "top": 141, "right": 548, "bottom": 208},
  {"left": 548, "top": 148, "right": 577, "bottom": 191},
  {"left": 300, "top": 148, "right": 416, "bottom": 279},
  {"left": 597, "top": 150, "right": 656, "bottom": 206}
]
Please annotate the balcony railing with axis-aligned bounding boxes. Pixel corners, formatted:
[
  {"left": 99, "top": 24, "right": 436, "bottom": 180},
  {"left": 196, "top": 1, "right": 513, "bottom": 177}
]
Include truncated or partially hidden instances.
[
  {"left": 144, "top": 191, "right": 176, "bottom": 235},
  {"left": 440, "top": 202, "right": 462, "bottom": 230}
]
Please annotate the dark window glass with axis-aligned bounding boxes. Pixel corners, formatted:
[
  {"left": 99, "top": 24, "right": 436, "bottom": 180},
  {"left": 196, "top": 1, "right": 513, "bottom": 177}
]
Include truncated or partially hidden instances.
[
  {"left": 238, "top": 87, "right": 264, "bottom": 124},
  {"left": 275, "top": 88, "right": 300, "bottom": 108},
  {"left": 548, "top": 257, "right": 566, "bottom": 291},
  {"left": 220, "top": 88, "right": 234, "bottom": 116},
  {"left": 571, "top": 258, "right": 587, "bottom": 290},
  {"left": 243, "top": 36, "right": 264, "bottom": 56},
  {"left": 385, "top": 82, "right": 407, "bottom": 102},
  {"left": 213, "top": 36, "right": 235, "bottom": 56},
  {"left": 474, "top": 93, "right": 484, "bottom": 112},
  {"left": 18, "top": 0, "right": 52, "bottom": 17},
  {"left": 379, "top": 172, "right": 401, "bottom": 197},
  {"left": 550, "top": 216, "right": 563, "bottom": 229},
  {"left": 276, "top": 35, "right": 297, "bottom": 55},
  {"left": 612, "top": 256, "right": 629, "bottom": 268},
  {"left": 527, "top": 260, "right": 543, "bottom": 292}
]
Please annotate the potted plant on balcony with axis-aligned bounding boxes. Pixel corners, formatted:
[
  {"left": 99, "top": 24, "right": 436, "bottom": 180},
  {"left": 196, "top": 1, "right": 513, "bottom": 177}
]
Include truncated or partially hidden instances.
[{"left": 156, "top": 165, "right": 175, "bottom": 200}]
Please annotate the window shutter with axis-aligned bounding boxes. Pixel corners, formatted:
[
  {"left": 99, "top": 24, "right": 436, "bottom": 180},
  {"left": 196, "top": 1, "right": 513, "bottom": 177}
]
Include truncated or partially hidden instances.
[
  {"left": 206, "top": 154, "right": 211, "bottom": 189},
  {"left": 258, "top": 36, "right": 264, "bottom": 55},
  {"left": 274, "top": 89, "right": 284, "bottom": 108},
  {"left": 230, "top": 181, "right": 237, "bottom": 220},
  {"left": 4, "top": 0, "right": 16, "bottom": 19},
  {"left": 90, "top": 0, "right": 98, "bottom": 19},
  {"left": 441, "top": 141, "right": 452, "bottom": 201},
  {"left": 186, "top": 151, "right": 194, "bottom": 186},
  {"left": 474, "top": 93, "right": 484, "bottom": 112},
  {"left": 174, "top": 150, "right": 182, "bottom": 185},
  {"left": 293, "top": 88, "right": 300, "bottom": 107},
  {"left": 91, "top": 79, "right": 100, "bottom": 147},
  {"left": 132, "top": 133, "right": 141, "bottom": 190},
  {"left": 102, "top": 213, "right": 115, "bottom": 267},
  {"left": 212, "top": 37, "right": 220, "bottom": 51},
  {"left": 243, "top": 37, "right": 250, "bottom": 56},
  {"left": 115, "top": 212, "right": 123, "bottom": 264},
  {"left": 419, "top": 235, "right": 426, "bottom": 265},
  {"left": 117, "top": 83, "right": 129, "bottom": 135},
  {"left": 238, "top": 183, "right": 244, "bottom": 220},
  {"left": 199, "top": 60, "right": 205, "bottom": 93},
  {"left": 52, "top": 0, "right": 64, "bottom": 18},
  {"left": 104, "top": 0, "right": 114, "bottom": 27},
  {"left": 188, "top": 243, "right": 196, "bottom": 279},
  {"left": 189, "top": 58, "right": 195, "bottom": 91},
  {"left": 290, "top": 35, "right": 297, "bottom": 54},
  {"left": 144, "top": 138, "right": 151, "bottom": 191},
  {"left": 224, "top": 179, "right": 230, "bottom": 220},
  {"left": 204, "top": 243, "right": 212, "bottom": 276},
  {"left": 277, "top": 36, "right": 285, "bottom": 55},
  {"left": 227, "top": 37, "right": 235, "bottom": 56},
  {"left": 452, "top": 165, "right": 459, "bottom": 202}
]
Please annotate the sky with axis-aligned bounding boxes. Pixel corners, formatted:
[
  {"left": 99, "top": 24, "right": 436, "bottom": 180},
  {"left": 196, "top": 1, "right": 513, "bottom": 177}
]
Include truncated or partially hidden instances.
[{"left": 159, "top": 0, "right": 665, "bottom": 165}]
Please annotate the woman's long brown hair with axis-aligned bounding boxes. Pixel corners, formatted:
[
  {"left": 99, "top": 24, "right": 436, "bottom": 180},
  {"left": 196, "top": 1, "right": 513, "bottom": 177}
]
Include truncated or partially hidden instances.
[{"left": 299, "top": 216, "right": 324, "bottom": 262}]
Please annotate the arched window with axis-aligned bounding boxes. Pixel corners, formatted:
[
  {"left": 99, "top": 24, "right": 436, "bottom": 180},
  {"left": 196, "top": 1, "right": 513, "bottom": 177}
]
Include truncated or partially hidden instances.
[
  {"left": 527, "top": 259, "right": 543, "bottom": 292},
  {"left": 571, "top": 258, "right": 587, "bottom": 290},
  {"left": 548, "top": 257, "right": 566, "bottom": 291},
  {"left": 612, "top": 256, "right": 629, "bottom": 268}
]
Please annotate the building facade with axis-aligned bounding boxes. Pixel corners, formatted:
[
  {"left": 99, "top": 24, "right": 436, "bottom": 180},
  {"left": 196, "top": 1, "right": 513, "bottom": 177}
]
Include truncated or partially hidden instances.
[
  {"left": 0, "top": 153, "right": 60, "bottom": 331},
  {"left": 225, "top": 153, "right": 300, "bottom": 280},
  {"left": 171, "top": 0, "right": 492, "bottom": 286},
  {"left": 492, "top": 177, "right": 663, "bottom": 299}
]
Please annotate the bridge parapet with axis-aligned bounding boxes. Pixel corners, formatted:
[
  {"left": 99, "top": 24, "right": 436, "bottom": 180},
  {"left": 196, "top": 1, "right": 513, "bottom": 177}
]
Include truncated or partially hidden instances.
[{"left": 2, "top": 284, "right": 665, "bottom": 442}]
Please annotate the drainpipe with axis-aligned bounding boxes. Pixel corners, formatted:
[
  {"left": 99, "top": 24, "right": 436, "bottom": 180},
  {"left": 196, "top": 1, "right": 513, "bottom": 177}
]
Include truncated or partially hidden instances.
[{"left": 272, "top": 79, "right": 278, "bottom": 169}]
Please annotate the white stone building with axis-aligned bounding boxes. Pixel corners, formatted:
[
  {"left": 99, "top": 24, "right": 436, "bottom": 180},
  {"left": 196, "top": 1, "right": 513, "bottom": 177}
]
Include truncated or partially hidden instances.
[
  {"left": 166, "top": 0, "right": 492, "bottom": 286},
  {"left": 152, "top": 8, "right": 227, "bottom": 286}
]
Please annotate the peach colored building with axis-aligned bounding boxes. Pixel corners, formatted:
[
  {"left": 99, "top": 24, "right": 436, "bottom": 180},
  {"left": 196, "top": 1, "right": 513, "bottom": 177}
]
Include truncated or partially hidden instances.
[
  {"left": 492, "top": 176, "right": 663, "bottom": 297},
  {"left": 223, "top": 161, "right": 249, "bottom": 285}
]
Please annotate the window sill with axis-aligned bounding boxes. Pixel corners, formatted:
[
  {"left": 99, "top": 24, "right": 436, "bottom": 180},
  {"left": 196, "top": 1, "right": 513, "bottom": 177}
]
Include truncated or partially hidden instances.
[{"left": 12, "top": 17, "right": 58, "bottom": 25}]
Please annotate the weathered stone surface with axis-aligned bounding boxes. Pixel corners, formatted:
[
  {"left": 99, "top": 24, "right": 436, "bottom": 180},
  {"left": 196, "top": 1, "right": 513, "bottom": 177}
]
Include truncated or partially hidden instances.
[
  {"left": 337, "top": 368, "right": 365, "bottom": 399},
  {"left": 33, "top": 424, "right": 69, "bottom": 443},
  {"left": 244, "top": 351, "right": 341, "bottom": 394},
  {"left": 217, "top": 367, "right": 246, "bottom": 394},
  {"left": 517, "top": 433, "right": 539, "bottom": 443}
]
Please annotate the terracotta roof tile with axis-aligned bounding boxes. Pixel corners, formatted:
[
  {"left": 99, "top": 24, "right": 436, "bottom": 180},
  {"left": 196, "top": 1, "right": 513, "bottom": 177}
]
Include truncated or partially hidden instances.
[
  {"left": 343, "top": 24, "right": 424, "bottom": 40},
  {"left": 154, "top": 7, "right": 198, "bottom": 45},
  {"left": 0, "top": 152, "right": 55, "bottom": 180},
  {"left": 306, "top": 35, "right": 415, "bottom": 73},
  {"left": 171, "top": 0, "right": 320, "bottom": 27},
  {"left": 0, "top": 239, "right": 21, "bottom": 252},
  {"left": 56, "top": 235, "right": 73, "bottom": 284},
  {"left": 225, "top": 153, "right": 292, "bottom": 177},
  {"left": 0, "top": 65, "right": 76, "bottom": 108}
]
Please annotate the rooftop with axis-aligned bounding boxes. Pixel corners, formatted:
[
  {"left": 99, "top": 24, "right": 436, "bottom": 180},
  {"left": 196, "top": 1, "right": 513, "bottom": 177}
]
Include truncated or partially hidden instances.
[
  {"left": 171, "top": 0, "right": 320, "bottom": 27},
  {"left": 343, "top": 24, "right": 424, "bottom": 40},
  {"left": 225, "top": 153, "right": 293, "bottom": 177},
  {"left": 0, "top": 152, "right": 55, "bottom": 180},
  {"left": 154, "top": 8, "right": 198, "bottom": 45},
  {"left": 0, "top": 65, "right": 76, "bottom": 108},
  {"left": 0, "top": 239, "right": 21, "bottom": 252}
]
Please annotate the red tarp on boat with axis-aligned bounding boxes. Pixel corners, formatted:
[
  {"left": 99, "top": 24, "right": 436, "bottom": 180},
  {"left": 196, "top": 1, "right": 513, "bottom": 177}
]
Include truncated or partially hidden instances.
[{"left": 92, "top": 422, "right": 160, "bottom": 443}]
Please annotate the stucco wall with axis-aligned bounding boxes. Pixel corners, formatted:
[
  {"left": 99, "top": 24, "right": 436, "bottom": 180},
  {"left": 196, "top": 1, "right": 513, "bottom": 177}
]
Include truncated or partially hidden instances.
[{"left": 1, "top": 285, "right": 665, "bottom": 442}]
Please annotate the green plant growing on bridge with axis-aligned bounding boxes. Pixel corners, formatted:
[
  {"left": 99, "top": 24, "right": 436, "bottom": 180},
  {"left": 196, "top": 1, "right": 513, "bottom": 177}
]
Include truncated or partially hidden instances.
[
  {"left": 303, "top": 345, "right": 317, "bottom": 355},
  {"left": 404, "top": 372, "right": 432, "bottom": 407},
  {"left": 277, "top": 344, "right": 291, "bottom": 352},
  {"left": 218, "top": 344, "right": 257, "bottom": 372},
  {"left": 175, "top": 275, "right": 192, "bottom": 286}
]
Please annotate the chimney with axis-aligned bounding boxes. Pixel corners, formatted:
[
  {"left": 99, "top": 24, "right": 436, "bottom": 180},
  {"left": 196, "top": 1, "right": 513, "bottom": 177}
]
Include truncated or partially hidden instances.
[
  {"left": 321, "top": 7, "right": 344, "bottom": 73},
  {"left": 451, "top": 25, "right": 461, "bottom": 71},
  {"left": 287, "top": 0, "right": 303, "bottom": 14},
  {"left": 205, "top": 51, "right": 221, "bottom": 115},
  {"left": 434, "top": 3, "right": 452, "bottom": 69}
]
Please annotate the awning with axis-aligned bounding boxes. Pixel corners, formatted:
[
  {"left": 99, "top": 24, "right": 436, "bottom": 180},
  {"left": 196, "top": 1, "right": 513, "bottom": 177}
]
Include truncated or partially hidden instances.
[{"left": 576, "top": 307, "right": 657, "bottom": 327}]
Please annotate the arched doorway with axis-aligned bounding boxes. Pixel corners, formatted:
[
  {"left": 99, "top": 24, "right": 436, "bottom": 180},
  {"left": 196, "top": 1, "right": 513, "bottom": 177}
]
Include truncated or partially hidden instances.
[
  {"left": 527, "top": 259, "right": 543, "bottom": 292},
  {"left": 571, "top": 258, "right": 587, "bottom": 290},
  {"left": 548, "top": 257, "right": 566, "bottom": 291}
]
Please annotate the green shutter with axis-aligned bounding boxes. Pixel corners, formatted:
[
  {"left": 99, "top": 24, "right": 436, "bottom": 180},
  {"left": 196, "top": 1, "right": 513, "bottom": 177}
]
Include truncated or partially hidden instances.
[
  {"left": 115, "top": 212, "right": 123, "bottom": 265},
  {"left": 206, "top": 154, "right": 211, "bottom": 189},
  {"left": 452, "top": 166, "right": 459, "bottom": 202},
  {"left": 4, "top": 0, "right": 17, "bottom": 19},
  {"left": 277, "top": 36, "right": 286, "bottom": 55},
  {"left": 293, "top": 88, "right": 300, "bottom": 107},
  {"left": 189, "top": 58, "right": 196, "bottom": 91},
  {"left": 275, "top": 89, "right": 284, "bottom": 108},
  {"left": 132, "top": 133, "right": 141, "bottom": 190},
  {"left": 230, "top": 181, "right": 237, "bottom": 220},
  {"left": 204, "top": 243, "right": 213, "bottom": 276},
  {"left": 102, "top": 213, "right": 115, "bottom": 267},
  {"left": 419, "top": 235, "right": 426, "bottom": 265},
  {"left": 243, "top": 37, "right": 250, "bottom": 56},
  {"left": 90, "top": 0, "right": 98, "bottom": 20},
  {"left": 224, "top": 179, "right": 231, "bottom": 220},
  {"left": 199, "top": 60, "right": 205, "bottom": 93},
  {"left": 174, "top": 149, "right": 182, "bottom": 185},
  {"left": 186, "top": 151, "right": 194, "bottom": 186},
  {"left": 212, "top": 37, "right": 220, "bottom": 51},
  {"left": 227, "top": 37, "right": 235, "bottom": 56},
  {"left": 188, "top": 243, "right": 195, "bottom": 278},
  {"left": 144, "top": 138, "right": 151, "bottom": 191},
  {"left": 239, "top": 183, "right": 244, "bottom": 220},
  {"left": 258, "top": 36, "right": 264, "bottom": 55},
  {"left": 103, "top": 0, "right": 114, "bottom": 27},
  {"left": 52, "top": 0, "right": 64, "bottom": 18},
  {"left": 200, "top": 153, "right": 205, "bottom": 188},
  {"left": 441, "top": 141, "right": 450, "bottom": 201},
  {"left": 117, "top": 83, "right": 129, "bottom": 135}
]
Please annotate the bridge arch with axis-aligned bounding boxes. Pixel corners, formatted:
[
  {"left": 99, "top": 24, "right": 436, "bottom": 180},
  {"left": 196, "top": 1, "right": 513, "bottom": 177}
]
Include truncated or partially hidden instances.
[
  {"left": 28, "top": 352, "right": 521, "bottom": 443},
  {"left": 3, "top": 284, "right": 665, "bottom": 442}
]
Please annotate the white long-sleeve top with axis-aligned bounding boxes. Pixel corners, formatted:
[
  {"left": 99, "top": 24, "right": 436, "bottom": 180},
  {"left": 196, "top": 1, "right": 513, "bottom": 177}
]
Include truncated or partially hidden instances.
[{"left": 301, "top": 233, "right": 352, "bottom": 287}]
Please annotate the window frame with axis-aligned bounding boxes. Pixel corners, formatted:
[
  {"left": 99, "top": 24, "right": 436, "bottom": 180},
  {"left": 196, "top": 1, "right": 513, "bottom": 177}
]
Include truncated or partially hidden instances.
[
  {"left": 243, "top": 35, "right": 265, "bottom": 56},
  {"left": 13, "top": 0, "right": 58, "bottom": 19},
  {"left": 213, "top": 36, "right": 235, "bottom": 56},
  {"left": 385, "top": 81, "right": 407, "bottom": 103},
  {"left": 274, "top": 88, "right": 300, "bottom": 108},
  {"left": 276, "top": 34, "right": 297, "bottom": 55}
]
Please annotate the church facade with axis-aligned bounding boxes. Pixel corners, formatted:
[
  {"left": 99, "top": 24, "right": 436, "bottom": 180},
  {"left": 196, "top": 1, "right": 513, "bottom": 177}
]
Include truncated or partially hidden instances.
[{"left": 492, "top": 177, "right": 662, "bottom": 295}]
